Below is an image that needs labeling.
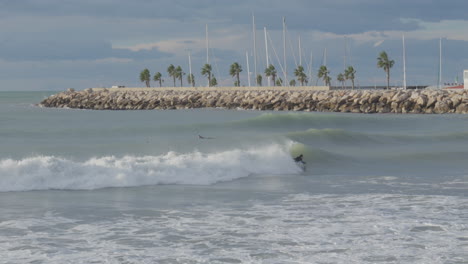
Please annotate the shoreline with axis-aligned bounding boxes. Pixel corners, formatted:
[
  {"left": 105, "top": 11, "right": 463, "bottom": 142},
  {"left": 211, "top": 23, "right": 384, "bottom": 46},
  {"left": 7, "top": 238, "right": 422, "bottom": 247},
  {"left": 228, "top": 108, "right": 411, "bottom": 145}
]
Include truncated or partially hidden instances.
[{"left": 39, "top": 87, "right": 468, "bottom": 114}]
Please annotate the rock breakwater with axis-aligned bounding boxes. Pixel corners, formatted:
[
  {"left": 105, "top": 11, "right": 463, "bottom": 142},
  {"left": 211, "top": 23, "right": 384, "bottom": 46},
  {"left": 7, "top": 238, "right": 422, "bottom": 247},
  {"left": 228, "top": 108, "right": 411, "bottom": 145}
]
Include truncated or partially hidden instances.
[{"left": 40, "top": 88, "right": 468, "bottom": 114}]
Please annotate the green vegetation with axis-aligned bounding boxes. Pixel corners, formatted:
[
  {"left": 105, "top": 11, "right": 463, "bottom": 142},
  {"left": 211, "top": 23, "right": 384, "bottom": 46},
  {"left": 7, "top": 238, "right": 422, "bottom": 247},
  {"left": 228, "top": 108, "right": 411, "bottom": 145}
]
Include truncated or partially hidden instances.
[
  {"left": 377, "top": 51, "right": 394, "bottom": 89},
  {"left": 294, "top": 65, "right": 307, "bottom": 86},
  {"left": 265, "top": 64, "right": 277, "bottom": 86},
  {"left": 337, "top": 73, "right": 345, "bottom": 89},
  {"left": 187, "top": 73, "right": 195, "bottom": 87},
  {"left": 167, "top": 64, "right": 176, "bottom": 87},
  {"left": 201, "top": 64, "right": 213, "bottom": 87},
  {"left": 256, "top": 74, "right": 262, "bottom": 86},
  {"left": 276, "top": 78, "right": 283, "bottom": 86},
  {"left": 345, "top": 66, "right": 356, "bottom": 90},
  {"left": 140, "top": 68, "right": 151, "bottom": 87},
  {"left": 318, "top": 66, "right": 331, "bottom": 86},
  {"left": 138, "top": 55, "right": 361, "bottom": 90},
  {"left": 210, "top": 76, "right": 218, "bottom": 87},
  {"left": 175, "top": 66, "right": 185, "bottom": 87},
  {"left": 153, "top": 72, "right": 163, "bottom": 87},
  {"left": 229, "top": 62, "right": 243, "bottom": 87}
]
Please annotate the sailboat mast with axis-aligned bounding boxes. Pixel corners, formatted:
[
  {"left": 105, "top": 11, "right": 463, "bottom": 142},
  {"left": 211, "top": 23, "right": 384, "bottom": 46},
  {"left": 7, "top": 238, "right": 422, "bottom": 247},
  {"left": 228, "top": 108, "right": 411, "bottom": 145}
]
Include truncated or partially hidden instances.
[
  {"left": 252, "top": 15, "right": 258, "bottom": 84},
  {"left": 283, "top": 17, "right": 287, "bottom": 85},
  {"left": 246, "top": 51, "right": 251, "bottom": 87},
  {"left": 206, "top": 24, "right": 209, "bottom": 64},
  {"left": 310, "top": 51, "right": 313, "bottom": 84},
  {"left": 439, "top": 37, "right": 442, "bottom": 89},
  {"left": 188, "top": 51, "right": 193, "bottom": 87},
  {"left": 403, "top": 34, "right": 407, "bottom": 90},
  {"left": 299, "top": 35, "right": 302, "bottom": 66},
  {"left": 324, "top": 48, "right": 327, "bottom": 67},
  {"left": 344, "top": 36, "right": 347, "bottom": 71},
  {"left": 264, "top": 27, "right": 270, "bottom": 86}
]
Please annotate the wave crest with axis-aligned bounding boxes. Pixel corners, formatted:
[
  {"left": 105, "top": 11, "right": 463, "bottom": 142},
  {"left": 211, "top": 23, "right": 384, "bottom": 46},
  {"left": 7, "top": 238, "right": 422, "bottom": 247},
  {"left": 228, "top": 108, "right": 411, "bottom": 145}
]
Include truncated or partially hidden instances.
[{"left": 0, "top": 144, "right": 301, "bottom": 192}]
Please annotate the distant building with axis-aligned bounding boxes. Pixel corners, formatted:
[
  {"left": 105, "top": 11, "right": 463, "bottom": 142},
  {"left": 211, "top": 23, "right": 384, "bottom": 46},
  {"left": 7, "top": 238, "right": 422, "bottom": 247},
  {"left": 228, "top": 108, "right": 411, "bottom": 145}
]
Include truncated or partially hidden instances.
[
  {"left": 465, "top": 70, "right": 468, "bottom": 89},
  {"left": 111, "top": 85, "right": 125, "bottom": 88}
]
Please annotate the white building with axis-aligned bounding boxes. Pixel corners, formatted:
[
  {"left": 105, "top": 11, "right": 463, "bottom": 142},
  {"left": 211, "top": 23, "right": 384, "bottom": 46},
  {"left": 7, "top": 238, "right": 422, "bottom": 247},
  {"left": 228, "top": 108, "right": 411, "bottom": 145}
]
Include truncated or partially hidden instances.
[{"left": 465, "top": 70, "right": 468, "bottom": 89}]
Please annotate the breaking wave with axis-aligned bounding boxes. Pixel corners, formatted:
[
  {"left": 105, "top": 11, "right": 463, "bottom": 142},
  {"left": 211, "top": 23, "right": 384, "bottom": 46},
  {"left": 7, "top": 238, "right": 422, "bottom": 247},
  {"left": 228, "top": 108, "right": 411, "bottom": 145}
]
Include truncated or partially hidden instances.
[
  {"left": 287, "top": 128, "right": 468, "bottom": 146},
  {"left": 0, "top": 143, "right": 302, "bottom": 192}
]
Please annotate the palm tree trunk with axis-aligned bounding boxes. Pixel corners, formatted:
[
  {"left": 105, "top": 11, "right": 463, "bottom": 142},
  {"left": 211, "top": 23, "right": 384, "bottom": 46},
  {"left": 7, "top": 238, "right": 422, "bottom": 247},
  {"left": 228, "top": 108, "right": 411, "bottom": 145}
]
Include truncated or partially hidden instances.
[
  {"left": 386, "top": 69, "right": 390, "bottom": 89},
  {"left": 237, "top": 73, "right": 240, "bottom": 87},
  {"left": 173, "top": 77, "right": 176, "bottom": 87}
]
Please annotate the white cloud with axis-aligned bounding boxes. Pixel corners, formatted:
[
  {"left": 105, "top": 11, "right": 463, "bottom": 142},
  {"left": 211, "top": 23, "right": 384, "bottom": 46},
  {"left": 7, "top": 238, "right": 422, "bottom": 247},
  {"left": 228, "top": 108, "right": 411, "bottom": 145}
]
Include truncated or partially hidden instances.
[
  {"left": 114, "top": 28, "right": 250, "bottom": 58},
  {"left": 94, "top": 57, "right": 133, "bottom": 64},
  {"left": 374, "top": 40, "right": 385, "bottom": 47}
]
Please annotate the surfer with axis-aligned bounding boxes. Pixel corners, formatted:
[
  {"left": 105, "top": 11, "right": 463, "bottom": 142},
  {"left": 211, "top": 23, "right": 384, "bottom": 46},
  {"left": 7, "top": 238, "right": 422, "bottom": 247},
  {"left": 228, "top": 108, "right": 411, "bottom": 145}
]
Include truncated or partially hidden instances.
[
  {"left": 198, "top": 135, "right": 214, "bottom": 140},
  {"left": 294, "top": 154, "right": 305, "bottom": 164}
]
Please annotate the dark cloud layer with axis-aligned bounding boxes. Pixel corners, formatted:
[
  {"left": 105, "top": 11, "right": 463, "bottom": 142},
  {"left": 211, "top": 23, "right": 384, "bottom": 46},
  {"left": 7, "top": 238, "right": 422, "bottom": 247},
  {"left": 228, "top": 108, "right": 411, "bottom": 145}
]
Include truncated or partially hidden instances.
[
  {"left": 1, "top": 0, "right": 467, "bottom": 33},
  {"left": 0, "top": 35, "right": 171, "bottom": 61}
]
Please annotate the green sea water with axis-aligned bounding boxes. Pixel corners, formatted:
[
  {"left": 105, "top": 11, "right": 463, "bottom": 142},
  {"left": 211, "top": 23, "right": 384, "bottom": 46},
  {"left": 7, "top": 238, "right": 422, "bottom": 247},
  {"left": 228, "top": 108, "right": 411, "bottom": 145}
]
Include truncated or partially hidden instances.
[{"left": 0, "top": 91, "right": 467, "bottom": 263}]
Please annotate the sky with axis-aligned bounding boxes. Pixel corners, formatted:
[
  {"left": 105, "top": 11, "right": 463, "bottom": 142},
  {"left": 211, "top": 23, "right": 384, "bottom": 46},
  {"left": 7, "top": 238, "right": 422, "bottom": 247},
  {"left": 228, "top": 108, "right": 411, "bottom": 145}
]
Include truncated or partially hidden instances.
[{"left": 1, "top": 0, "right": 468, "bottom": 91}]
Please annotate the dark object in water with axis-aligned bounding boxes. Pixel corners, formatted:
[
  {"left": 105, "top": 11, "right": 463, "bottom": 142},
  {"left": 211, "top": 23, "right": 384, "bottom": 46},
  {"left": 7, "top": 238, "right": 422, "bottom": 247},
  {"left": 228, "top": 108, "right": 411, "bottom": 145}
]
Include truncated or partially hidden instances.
[
  {"left": 198, "top": 135, "right": 214, "bottom": 140},
  {"left": 294, "top": 154, "right": 305, "bottom": 164}
]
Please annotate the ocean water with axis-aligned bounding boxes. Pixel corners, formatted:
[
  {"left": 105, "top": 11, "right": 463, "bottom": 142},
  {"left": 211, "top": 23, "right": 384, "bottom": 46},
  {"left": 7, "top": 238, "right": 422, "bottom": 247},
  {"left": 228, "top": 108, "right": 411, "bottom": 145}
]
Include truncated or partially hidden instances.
[{"left": 1, "top": 91, "right": 467, "bottom": 264}]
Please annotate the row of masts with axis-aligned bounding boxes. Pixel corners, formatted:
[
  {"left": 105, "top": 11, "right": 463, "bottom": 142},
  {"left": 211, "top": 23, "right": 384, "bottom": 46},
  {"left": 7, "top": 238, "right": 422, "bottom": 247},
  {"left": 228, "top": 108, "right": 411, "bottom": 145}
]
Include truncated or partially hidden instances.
[
  {"left": 198, "top": 16, "right": 343, "bottom": 87},
  {"left": 199, "top": 16, "right": 306, "bottom": 87},
  {"left": 192, "top": 16, "right": 444, "bottom": 88}
]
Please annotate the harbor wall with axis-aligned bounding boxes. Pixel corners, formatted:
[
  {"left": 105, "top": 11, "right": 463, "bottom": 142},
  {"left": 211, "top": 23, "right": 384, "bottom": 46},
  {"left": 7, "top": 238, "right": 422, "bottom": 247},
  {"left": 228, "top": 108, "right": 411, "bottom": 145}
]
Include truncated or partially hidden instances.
[
  {"left": 40, "top": 88, "right": 468, "bottom": 114},
  {"left": 93, "top": 86, "right": 331, "bottom": 92}
]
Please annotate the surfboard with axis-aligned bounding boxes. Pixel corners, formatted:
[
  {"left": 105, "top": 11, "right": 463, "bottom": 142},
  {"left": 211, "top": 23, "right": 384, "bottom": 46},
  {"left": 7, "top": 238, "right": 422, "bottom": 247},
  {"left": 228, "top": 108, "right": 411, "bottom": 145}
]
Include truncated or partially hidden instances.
[{"left": 296, "top": 162, "right": 306, "bottom": 172}]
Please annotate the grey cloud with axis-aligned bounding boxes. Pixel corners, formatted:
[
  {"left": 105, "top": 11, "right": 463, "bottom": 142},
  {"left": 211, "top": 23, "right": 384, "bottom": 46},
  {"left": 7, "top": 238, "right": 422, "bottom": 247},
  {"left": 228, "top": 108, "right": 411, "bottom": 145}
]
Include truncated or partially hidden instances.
[
  {"left": 0, "top": 0, "right": 467, "bottom": 91},
  {"left": 1, "top": 0, "right": 467, "bottom": 33},
  {"left": 0, "top": 35, "right": 172, "bottom": 61}
]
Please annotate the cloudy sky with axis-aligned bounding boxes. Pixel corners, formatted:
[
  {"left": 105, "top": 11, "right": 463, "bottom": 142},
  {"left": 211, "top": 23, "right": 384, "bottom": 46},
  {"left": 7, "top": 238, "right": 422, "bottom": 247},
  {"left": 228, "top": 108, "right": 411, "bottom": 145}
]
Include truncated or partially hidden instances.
[{"left": 1, "top": 0, "right": 467, "bottom": 90}]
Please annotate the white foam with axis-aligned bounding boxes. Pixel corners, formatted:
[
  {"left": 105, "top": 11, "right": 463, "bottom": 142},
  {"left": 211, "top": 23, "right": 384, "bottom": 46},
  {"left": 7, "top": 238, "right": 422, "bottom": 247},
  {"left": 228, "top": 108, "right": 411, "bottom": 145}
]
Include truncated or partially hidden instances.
[
  {"left": 0, "top": 143, "right": 301, "bottom": 192},
  {"left": 2, "top": 194, "right": 467, "bottom": 263}
]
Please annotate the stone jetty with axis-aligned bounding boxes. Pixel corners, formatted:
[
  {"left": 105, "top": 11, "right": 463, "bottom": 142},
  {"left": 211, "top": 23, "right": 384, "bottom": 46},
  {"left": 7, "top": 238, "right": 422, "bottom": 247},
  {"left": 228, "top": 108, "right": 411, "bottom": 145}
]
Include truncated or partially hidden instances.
[{"left": 39, "top": 87, "right": 468, "bottom": 114}]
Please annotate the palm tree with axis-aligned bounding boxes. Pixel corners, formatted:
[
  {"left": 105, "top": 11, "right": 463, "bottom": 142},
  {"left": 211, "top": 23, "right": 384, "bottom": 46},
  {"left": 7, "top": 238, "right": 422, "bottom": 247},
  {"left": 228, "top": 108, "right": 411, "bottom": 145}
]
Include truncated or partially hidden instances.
[
  {"left": 153, "top": 72, "right": 163, "bottom": 87},
  {"left": 294, "top": 65, "right": 308, "bottom": 86},
  {"left": 167, "top": 64, "right": 176, "bottom": 87},
  {"left": 187, "top": 73, "right": 195, "bottom": 87},
  {"left": 344, "top": 66, "right": 356, "bottom": 90},
  {"left": 201, "top": 64, "right": 212, "bottom": 87},
  {"left": 317, "top": 65, "right": 331, "bottom": 86},
  {"left": 377, "top": 51, "right": 395, "bottom": 89},
  {"left": 264, "top": 64, "right": 277, "bottom": 86},
  {"left": 256, "top": 74, "right": 262, "bottom": 86},
  {"left": 175, "top": 66, "right": 185, "bottom": 87},
  {"left": 337, "top": 73, "right": 345, "bottom": 89},
  {"left": 276, "top": 78, "right": 283, "bottom": 86},
  {"left": 289, "top": 79, "right": 296, "bottom": 86},
  {"left": 325, "top": 76, "right": 332, "bottom": 87},
  {"left": 139, "top": 68, "right": 151, "bottom": 87},
  {"left": 229, "top": 62, "right": 243, "bottom": 87},
  {"left": 210, "top": 76, "right": 218, "bottom": 87}
]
